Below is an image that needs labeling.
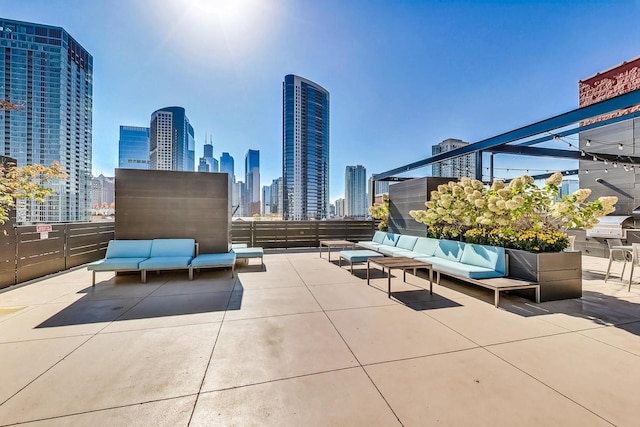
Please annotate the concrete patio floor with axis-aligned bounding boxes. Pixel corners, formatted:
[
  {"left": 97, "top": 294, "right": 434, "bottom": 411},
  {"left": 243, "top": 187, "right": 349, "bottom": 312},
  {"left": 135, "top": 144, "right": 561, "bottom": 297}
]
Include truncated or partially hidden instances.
[{"left": 1, "top": 250, "right": 639, "bottom": 426}]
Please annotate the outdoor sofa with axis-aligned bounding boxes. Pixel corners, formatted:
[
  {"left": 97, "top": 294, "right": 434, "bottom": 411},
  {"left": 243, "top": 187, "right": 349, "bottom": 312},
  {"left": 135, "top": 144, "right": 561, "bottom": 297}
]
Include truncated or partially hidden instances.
[
  {"left": 87, "top": 238, "right": 237, "bottom": 285},
  {"left": 357, "top": 231, "right": 539, "bottom": 307}
]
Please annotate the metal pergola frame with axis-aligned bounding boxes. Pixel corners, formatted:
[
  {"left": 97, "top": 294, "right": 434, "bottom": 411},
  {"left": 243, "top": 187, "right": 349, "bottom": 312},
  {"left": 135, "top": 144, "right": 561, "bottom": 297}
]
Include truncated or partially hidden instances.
[{"left": 372, "top": 88, "right": 640, "bottom": 185}]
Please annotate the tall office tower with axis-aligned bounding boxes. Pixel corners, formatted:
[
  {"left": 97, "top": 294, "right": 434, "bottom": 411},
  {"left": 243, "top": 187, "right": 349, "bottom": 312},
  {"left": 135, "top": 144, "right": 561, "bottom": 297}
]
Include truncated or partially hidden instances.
[
  {"left": 262, "top": 185, "right": 271, "bottom": 216},
  {"left": 270, "top": 177, "right": 282, "bottom": 217},
  {"left": 197, "top": 157, "right": 209, "bottom": 172},
  {"left": 245, "top": 149, "right": 260, "bottom": 215},
  {"left": 282, "top": 74, "right": 330, "bottom": 220},
  {"left": 119, "top": 126, "right": 149, "bottom": 169},
  {"left": 220, "top": 152, "right": 234, "bottom": 181},
  {"left": 0, "top": 18, "right": 93, "bottom": 223},
  {"left": 345, "top": 165, "right": 367, "bottom": 217},
  {"left": 149, "top": 106, "right": 195, "bottom": 171},
  {"left": 431, "top": 138, "right": 476, "bottom": 179},
  {"left": 232, "top": 181, "right": 246, "bottom": 217},
  {"left": 335, "top": 198, "right": 345, "bottom": 217},
  {"left": 202, "top": 136, "right": 219, "bottom": 172}
]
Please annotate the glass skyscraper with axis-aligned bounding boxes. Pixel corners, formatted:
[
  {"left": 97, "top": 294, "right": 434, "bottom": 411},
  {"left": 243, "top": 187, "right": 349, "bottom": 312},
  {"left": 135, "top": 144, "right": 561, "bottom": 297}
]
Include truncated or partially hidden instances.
[
  {"left": 282, "top": 74, "right": 330, "bottom": 220},
  {"left": 202, "top": 139, "right": 219, "bottom": 172},
  {"left": 220, "top": 152, "right": 234, "bottom": 181},
  {"left": 245, "top": 149, "right": 260, "bottom": 216},
  {"left": 0, "top": 18, "right": 93, "bottom": 224},
  {"left": 149, "top": 106, "right": 194, "bottom": 171},
  {"left": 119, "top": 126, "right": 149, "bottom": 169},
  {"left": 345, "top": 165, "right": 367, "bottom": 217}
]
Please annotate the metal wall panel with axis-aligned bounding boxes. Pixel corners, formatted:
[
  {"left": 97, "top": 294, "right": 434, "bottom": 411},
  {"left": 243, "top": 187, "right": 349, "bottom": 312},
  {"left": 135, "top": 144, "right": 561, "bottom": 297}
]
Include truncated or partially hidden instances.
[
  {"left": 16, "top": 225, "right": 65, "bottom": 283},
  {"left": 115, "top": 169, "right": 231, "bottom": 254},
  {"left": 388, "top": 177, "right": 451, "bottom": 236},
  {"left": 66, "top": 222, "right": 115, "bottom": 268},
  {"left": 0, "top": 216, "right": 16, "bottom": 288}
]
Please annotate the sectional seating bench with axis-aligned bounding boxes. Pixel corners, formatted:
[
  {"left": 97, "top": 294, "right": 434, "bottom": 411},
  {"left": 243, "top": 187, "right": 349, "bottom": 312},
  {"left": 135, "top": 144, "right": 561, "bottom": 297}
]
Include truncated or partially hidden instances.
[
  {"left": 87, "top": 239, "right": 237, "bottom": 285},
  {"left": 357, "top": 231, "right": 540, "bottom": 307}
]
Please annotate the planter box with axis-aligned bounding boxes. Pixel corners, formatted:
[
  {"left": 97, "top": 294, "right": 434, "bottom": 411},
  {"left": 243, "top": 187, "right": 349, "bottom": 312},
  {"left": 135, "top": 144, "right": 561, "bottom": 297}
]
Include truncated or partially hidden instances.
[{"left": 506, "top": 249, "right": 582, "bottom": 302}]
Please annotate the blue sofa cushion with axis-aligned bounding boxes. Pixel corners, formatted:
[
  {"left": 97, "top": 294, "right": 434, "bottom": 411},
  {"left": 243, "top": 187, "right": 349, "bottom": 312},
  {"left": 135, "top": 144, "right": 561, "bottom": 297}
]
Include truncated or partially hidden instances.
[
  {"left": 381, "top": 233, "right": 401, "bottom": 247},
  {"left": 105, "top": 240, "right": 152, "bottom": 259},
  {"left": 232, "top": 247, "right": 264, "bottom": 258},
  {"left": 460, "top": 244, "right": 506, "bottom": 275},
  {"left": 415, "top": 257, "right": 503, "bottom": 279},
  {"left": 396, "top": 235, "right": 418, "bottom": 250},
  {"left": 139, "top": 256, "right": 193, "bottom": 270},
  {"left": 340, "top": 250, "right": 384, "bottom": 263},
  {"left": 434, "top": 240, "right": 465, "bottom": 262},
  {"left": 412, "top": 237, "right": 439, "bottom": 257},
  {"left": 150, "top": 239, "right": 195, "bottom": 257},
  {"left": 357, "top": 242, "right": 384, "bottom": 251},
  {"left": 191, "top": 253, "right": 236, "bottom": 267},
  {"left": 381, "top": 248, "right": 417, "bottom": 257},
  {"left": 372, "top": 231, "right": 386, "bottom": 244},
  {"left": 87, "top": 257, "right": 147, "bottom": 271}
]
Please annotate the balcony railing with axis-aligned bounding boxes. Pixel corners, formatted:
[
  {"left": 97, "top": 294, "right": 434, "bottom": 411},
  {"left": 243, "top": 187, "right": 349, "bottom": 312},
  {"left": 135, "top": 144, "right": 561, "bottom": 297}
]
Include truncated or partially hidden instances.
[{"left": 0, "top": 220, "right": 376, "bottom": 289}]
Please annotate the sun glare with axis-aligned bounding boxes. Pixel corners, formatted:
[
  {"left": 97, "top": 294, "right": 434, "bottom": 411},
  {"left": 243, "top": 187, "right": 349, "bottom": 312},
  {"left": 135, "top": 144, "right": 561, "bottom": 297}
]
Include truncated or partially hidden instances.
[{"left": 149, "top": 0, "right": 284, "bottom": 68}]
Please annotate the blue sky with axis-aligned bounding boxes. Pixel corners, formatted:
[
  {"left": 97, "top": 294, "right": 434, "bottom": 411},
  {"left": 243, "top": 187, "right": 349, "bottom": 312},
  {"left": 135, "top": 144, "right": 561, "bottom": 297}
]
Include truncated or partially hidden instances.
[{"left": 2, "top": 0, "right": 640, "bottom": 202}]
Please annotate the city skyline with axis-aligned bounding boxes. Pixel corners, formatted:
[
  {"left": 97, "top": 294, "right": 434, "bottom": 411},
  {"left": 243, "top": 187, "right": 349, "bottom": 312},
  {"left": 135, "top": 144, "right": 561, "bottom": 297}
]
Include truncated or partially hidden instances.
[{"left": 2, "top": 1, "right": 640, "bottom": 202}]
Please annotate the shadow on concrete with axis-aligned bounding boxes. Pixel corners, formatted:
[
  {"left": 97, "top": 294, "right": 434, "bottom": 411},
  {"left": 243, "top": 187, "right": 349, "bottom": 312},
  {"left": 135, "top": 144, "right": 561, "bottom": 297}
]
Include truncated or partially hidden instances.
[
  {"left": 391, "top": 290, "right": 462, "bottom": 311},
  {"left": 35, "top": 270, "right": 246, "bottom": 328}
]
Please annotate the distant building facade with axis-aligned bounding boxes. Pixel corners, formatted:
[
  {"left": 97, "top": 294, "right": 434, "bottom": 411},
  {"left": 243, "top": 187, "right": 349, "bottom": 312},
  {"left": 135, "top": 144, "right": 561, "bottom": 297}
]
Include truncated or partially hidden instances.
[
  {"left": 91, "top": 175, "right": 115, "bottom": 208},
  {"left": 368, "top": 175, "right": 390, "bottom": 206},
  {"left": 270, "top": 177, "right": 283, "bottom": 217},
  {"left": 282, "top": 74, "right": 330, "bottom": 220},
  {"left": 335, "top": 198, "right": 345, "bottom": 217},
  {"left": 201, "top": 137, "right": 219, "bottom": 172},
  {"left": 245, "top": 149, "right": 260, "bottom": 215},
  {"left": 431, "top": 138, "right": 476, "bottom": 179},
  {"left": 220, "top": 152, "right": 234, "bottom": 180},
  {"left": 262, "top": 185, "right": 271, "bottom": 215},
  {"left": 119, "top": 126, "right": 149, "bottom": 169},
  {"left": 345, "top": 165, "right": 367, "bottom": 217},
  {"left": 0, "top": 18, "right": 93, "bottom": 223},
  {"left": 149, "top": 106, "right": 195, "bottom": 171}
]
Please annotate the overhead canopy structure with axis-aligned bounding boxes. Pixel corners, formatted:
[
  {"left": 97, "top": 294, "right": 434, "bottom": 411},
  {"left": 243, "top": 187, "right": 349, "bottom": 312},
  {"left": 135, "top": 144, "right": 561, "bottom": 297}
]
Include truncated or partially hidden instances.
[{"left": 373, "top": 88, "right": 640, "bottom": 183}]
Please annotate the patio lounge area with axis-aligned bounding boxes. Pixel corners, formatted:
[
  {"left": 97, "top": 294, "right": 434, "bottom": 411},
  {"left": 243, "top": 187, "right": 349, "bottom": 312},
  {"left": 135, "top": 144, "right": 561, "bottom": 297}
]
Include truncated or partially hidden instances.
[{"left": 1, "top": 250, "right": 640, "bottom": 426}]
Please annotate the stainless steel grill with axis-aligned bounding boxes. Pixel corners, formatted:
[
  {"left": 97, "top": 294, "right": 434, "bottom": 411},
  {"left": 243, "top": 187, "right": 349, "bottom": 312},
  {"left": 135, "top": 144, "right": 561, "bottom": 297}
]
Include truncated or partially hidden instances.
[{"left": 585, "top": 215, "right": 634, "bottom": 238}]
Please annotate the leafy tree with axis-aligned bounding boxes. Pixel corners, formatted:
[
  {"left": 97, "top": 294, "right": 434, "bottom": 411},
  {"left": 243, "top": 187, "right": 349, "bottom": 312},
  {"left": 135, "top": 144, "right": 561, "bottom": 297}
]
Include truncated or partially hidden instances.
[{"left": 0, "top": 160, "right": 67, "bottom": 224}]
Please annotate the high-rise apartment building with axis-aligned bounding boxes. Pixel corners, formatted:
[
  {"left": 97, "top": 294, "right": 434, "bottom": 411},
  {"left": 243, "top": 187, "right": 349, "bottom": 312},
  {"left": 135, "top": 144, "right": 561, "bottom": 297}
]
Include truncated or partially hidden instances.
[
  {"left": 345, "top": 165, "right": 367, "bottom": 217},
  {"left": 0, "top": 18, "right": 93, "bottom": 223},
  {"left": 220, "top": 152, "right": 234, "bottom": 181},
  {"left": 149, "top": 106, "right": 194, "bottom": 171},
  {"left": 119, "top": 126, "right": 149, "bottom": 170},
  {"left": 245, "top": 149, "right": 260, "bottom": 215},
  {"left": 282, "top": 74, "right": 330, "bottom": 220},
  {"left": 232, "top": 181, "right": 246, "bottom": 217},
  {"left": 432, "top": 138, "right": 476, "bottom": 179},
  {"left": 270, "top": 177, "right": 283, "bottom": 217},
  {"left": 201, "top": 136, "right": 218, "bottom": 172},
  {"left": 262, "top": 185, "right": 271, "bottom": 216},
  {"left": 335, "top": 198, "right": 345, "bottom": 217}
]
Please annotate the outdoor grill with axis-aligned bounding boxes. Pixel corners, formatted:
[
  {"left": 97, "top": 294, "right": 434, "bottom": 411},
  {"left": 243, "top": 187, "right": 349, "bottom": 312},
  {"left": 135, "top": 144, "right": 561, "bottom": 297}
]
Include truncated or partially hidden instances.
[{"left": 585, "top": 215, "right": 634, "bottom": 238}]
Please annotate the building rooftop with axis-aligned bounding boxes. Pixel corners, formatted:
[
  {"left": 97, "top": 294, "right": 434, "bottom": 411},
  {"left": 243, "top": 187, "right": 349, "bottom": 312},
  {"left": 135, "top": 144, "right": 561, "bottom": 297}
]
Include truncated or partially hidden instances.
[{"left": 0, "top": 251, "right": 638, "bottom": 425}]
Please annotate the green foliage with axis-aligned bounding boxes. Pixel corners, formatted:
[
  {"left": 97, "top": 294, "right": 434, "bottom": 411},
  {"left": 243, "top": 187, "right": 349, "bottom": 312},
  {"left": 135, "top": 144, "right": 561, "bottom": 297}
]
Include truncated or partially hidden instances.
[
  {"left": 410, "top": 173, "right": 617, "bottom": 253},
  {"left": 369, "top": 193, "right": 389, "bottom": 232},
  {"left": 0, "top": 161, "right": 67, "bottom": 224}
]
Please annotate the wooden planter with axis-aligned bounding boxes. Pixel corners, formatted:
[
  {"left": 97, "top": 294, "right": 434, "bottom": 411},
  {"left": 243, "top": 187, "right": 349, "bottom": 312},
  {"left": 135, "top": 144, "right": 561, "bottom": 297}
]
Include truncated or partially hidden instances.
[{"left": 506, "top": 249, "right": 582, "bottom": 302}]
